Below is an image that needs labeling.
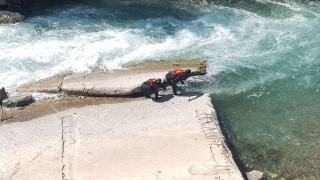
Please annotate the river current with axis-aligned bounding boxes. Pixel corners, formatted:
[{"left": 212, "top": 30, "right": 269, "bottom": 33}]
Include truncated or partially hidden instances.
[{"left": 1, "top": 0, "right": 320, "bottom": 179}]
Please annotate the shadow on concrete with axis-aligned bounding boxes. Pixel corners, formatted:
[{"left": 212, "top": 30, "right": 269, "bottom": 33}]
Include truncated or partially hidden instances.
[
  {"left": 152, "top": 94, "right": 174, "bottom": 103},
  {"left": 152, "top": 92, "right": 204, "bottom": 103},
  {"left": 177, "top": 92, "right": 204, "bottom": 101}
]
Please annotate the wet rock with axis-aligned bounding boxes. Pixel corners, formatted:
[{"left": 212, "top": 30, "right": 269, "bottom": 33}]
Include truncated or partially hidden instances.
[
  {"left": 246, "top": 170, "right": 268, "bottom": 180},
  {"left": 0, "top": 87, "right": 8, "bottom": 103},
  {"left": 2, "top": 94, "right": 34, "bottom": 108},
  {"left": 0, "top": 0, "right": 6, "bottom": 5},
  {"left": 0, "top": 10, "right": 24, "bottom": 23}
]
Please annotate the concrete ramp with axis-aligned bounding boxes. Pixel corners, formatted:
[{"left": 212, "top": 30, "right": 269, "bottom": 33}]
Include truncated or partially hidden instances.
[
  {"left": 16, "top": 60, "right": 207, "bottom": 96},
  {"left": 0, "top": 93, "right": 243, "bottom": 180}
]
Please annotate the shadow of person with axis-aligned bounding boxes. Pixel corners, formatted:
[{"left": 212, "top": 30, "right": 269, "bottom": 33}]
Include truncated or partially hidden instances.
[
  {"left": 177, "top": 92, "right": 204, "bottom": 101},
  {"left": 152, "top": 94, "right": 174, "bottom": 103}
]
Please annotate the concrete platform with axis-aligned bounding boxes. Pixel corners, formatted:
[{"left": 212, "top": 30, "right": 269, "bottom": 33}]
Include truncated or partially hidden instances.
[
  {"left": 16, "top": 60, "right": 207, "bottom": 96},
  {"left": 0, "top": 93, "right": 243, "bottom": 180}
]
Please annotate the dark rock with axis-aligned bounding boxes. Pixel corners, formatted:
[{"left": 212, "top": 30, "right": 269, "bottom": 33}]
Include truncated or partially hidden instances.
[
  {"left": 0, "top": 87, "right": 8, "bottom": 103},
  {"left": 0, "top": 0, "right": 6, "bottom": 5},
  {"left": 0, "top": 10, "right": 24, "bottom": 23},
  {"left": 246, "top": 170, "right": 268, "bottom": 180},
  {"left": 2, "top": 94, "right": 34, "bottom": 108}
]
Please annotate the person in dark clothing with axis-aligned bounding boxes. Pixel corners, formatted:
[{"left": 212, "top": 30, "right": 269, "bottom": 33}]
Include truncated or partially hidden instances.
[
  {"left": 165, "top": 68, "right": 191, "bottom": 95},
  {"left": 140, "top": 78, "right": 166, "bottom": 100}
]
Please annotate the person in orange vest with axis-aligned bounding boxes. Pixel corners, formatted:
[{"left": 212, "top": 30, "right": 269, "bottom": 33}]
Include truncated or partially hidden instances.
[
  {"left": 165, "top": 68, "right": 191, "bottom": 95},
  {"left": 140, "top": 78, "right": 166, "bottom": 100}
]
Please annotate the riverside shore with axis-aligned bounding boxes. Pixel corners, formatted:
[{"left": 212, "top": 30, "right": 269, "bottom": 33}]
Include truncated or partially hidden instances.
[{"left": 0, "top": 60, "right": 244, "bottom": 180}]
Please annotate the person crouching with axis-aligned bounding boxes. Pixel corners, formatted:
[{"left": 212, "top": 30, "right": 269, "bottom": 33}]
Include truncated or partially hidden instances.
[
  {"left": 140, "top": 78, "right": 166, "bottom": 100},
  {"left": 165, "top": 68, "right": 191, "bottom": 95}
]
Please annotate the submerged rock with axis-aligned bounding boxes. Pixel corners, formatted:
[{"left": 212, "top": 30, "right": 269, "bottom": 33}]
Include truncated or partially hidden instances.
[
  {"left": 246, "top": 170, "right": 268, "bottom": 180},
  {"left": 0, "top": 10, "right": 24, "bottom": 23},
  {"left": 2, "top": 94, "right": 34, "bottom": 108}
]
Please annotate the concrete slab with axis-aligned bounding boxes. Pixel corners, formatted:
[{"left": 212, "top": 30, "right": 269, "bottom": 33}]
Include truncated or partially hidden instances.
[
  {"left": 17, "top": 76, "right": 64, "bottom": 94},
  {"left": 16, "top": 60, "right": 206, "bottom": 96},
  {"left": 0, "top": 93, "right": 243, "bottom": 180}
]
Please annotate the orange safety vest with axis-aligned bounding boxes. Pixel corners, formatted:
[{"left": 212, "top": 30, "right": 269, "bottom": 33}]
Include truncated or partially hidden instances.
[
  {"left": 148, "top": 78, "right": 158, "bottom": 88},
  {"left": 171, "top": 68, "right": 184, "bottom": 79}
]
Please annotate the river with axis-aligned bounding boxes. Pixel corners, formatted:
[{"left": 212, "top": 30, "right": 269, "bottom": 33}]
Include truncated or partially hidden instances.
[{"left": 1, "top": 0, "right": 320, "bottom": 179}]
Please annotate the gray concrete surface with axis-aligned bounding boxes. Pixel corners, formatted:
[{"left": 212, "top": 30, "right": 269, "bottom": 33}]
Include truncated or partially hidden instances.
[
  {"left": 16, "top": 61, "right": 206, "bottom": 96},
  {"left": 0, "top": 93, "right": 243, "bottom": 180}
]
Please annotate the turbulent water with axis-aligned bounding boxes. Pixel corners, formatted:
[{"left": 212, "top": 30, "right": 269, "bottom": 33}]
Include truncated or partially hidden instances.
[{"left": 1, "top": 0, "right": 320, "bottom": 179}]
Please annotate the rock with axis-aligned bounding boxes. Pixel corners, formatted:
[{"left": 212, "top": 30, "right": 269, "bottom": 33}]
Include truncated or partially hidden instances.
[
  {"left": 2, "top": 94, "right": 34, "bottom": 108},
  {"left": 0, "top": 10, "right": 24, "bottom": 23},
  {"left": 246, "top": 170, "right": 268, "bottom": 180},
  {"left": 0, "top": 87, "right": 8, "bottom": 103},
  {"left": 0, "top": 0, "right": 6, "bottom": 5}
]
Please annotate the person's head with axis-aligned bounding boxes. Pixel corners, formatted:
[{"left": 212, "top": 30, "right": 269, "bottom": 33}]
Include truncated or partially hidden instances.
[
  {"left": 185, "top": 69, "right": 191, "bottom": 74},
  {"left": 157, "top": 78, "right": 162, "bottom": 83}
]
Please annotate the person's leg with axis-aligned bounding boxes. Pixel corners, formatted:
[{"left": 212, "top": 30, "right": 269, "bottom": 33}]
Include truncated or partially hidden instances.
[
  {"left": 141, "top": 84, "right": 151, "bottom": 98},
  {"left": 154, "top": 90, "right": 161, "bottom": 100},
  {"left": 144, "top": 90, "right": 151, "bottom": 98},
  {"left": 165, "top": 75, "right": 177, "bottom": 95},
  {"left": 172, "top": 83, "right": 179, "bottom": 95}
]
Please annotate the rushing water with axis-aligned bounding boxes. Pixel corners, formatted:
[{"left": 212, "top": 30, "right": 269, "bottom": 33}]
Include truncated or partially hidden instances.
[{"left": 1, "top": 0, "right": 320, "bottom": 179}]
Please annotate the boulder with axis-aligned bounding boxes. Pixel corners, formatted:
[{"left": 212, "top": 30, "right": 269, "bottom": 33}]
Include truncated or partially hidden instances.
[
  {"left": 246, "top": 170, "right": 268, "bottom": 180},
  {"left": 0, "top": 87, "right": 8, "bottom": 103},
  {"left": 0, "top": 0, "right": 6, "bottom": 5},
  {"left": 2, "top": 94, "right": 34, "bottom": 108},
  {"left": 0, "top": 10, "right": 24, "bottom": 23}
]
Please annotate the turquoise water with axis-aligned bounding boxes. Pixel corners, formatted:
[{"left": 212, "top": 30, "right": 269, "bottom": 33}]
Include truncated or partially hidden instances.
[{"left": 1, "top": 0, "right": 320, "bottom": 179}]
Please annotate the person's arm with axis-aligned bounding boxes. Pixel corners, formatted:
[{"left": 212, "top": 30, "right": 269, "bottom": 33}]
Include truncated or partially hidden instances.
[
  {"left": 173, "top": 73, "right": 186, "bottom": 84},
  {"left": 161, "top": 82, "right": 167, "bottom": 90},
  {"left": 155, "top": 82, "right": 166, "bottom": 90},
  {"left": 181, "top": 73, "right": 191, "bottom": 81}
]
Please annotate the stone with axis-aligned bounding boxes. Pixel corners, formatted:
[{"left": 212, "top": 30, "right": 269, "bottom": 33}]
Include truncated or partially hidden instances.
[
  {"left": 0, "top": 10, "right": 24, "bottom": 23},
  {"left": 246, "top": 170, "right": 268, "bottom": 180},
  {"left": 0, "top": 0, "right": 6, "bottom": 5},
  {"left": 0, "top": 87, "right": 8, "bottom": 103},
  {"left": 2, "top": 94, "right": 34, "bottom": 108}
]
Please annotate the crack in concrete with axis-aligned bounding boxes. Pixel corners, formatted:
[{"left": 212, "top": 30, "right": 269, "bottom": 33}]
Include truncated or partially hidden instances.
[
  {"left": 61, "top": 115, "right": 80, "bottom": 180},
  {"left": 61, "top": 116, "right": 66, "bottom": 180},
  {"left": 59, "top": 77, "right": 65, "bottom": 93}
]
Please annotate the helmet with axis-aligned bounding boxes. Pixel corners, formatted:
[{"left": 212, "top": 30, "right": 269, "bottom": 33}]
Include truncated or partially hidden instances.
[
  {"left": 185, "top": 69, "right": 191, "bottom": 74},
  {"left": 157, "top": 78, "right": 162, "bottom": 83}
]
